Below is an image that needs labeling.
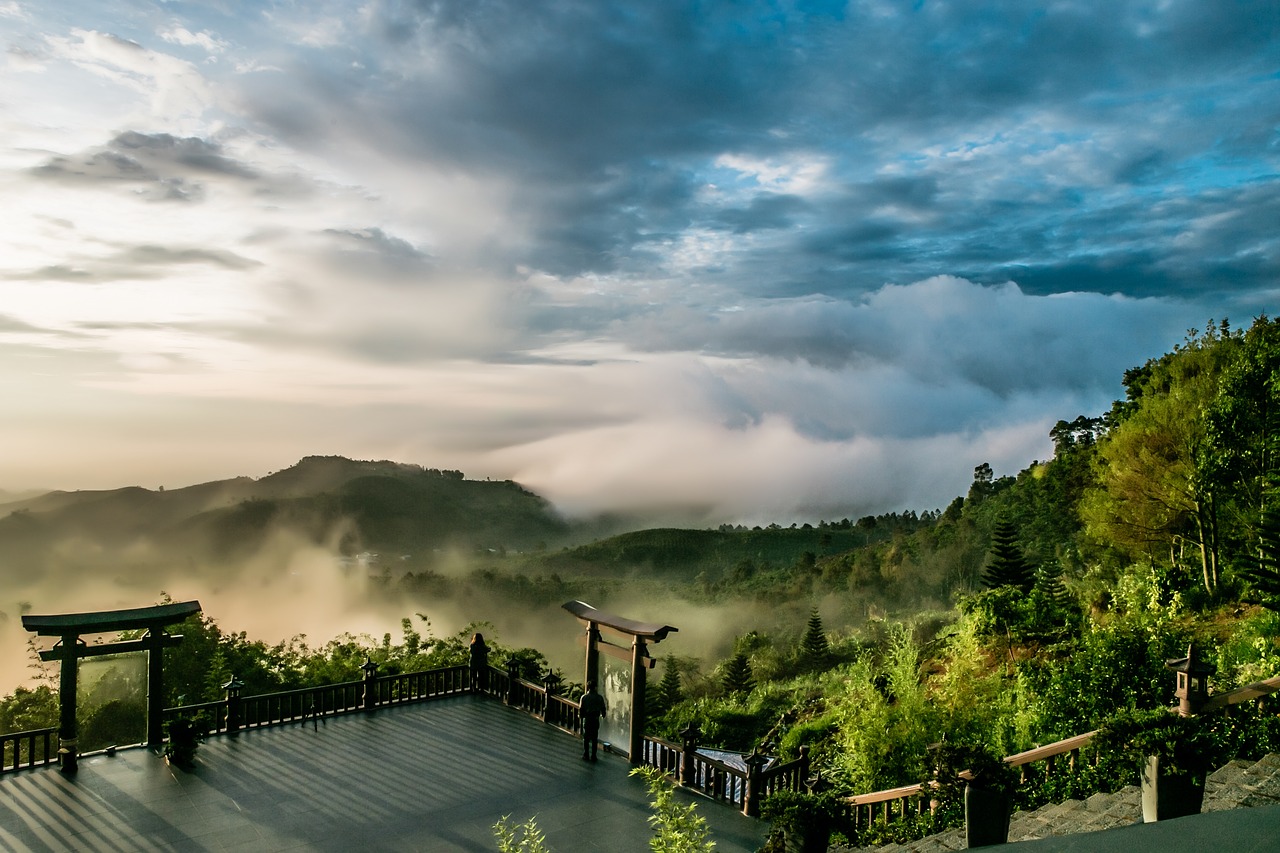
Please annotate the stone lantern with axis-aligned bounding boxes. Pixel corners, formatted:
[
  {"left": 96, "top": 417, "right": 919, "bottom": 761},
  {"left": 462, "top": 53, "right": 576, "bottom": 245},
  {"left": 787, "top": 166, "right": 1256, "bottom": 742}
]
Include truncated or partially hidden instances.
[
  {"left": 223, "top": 675, "right": 245, "bottom": 734},
  {"left": 1166, "top": 643, "right": 1216, "bottom": 716}
]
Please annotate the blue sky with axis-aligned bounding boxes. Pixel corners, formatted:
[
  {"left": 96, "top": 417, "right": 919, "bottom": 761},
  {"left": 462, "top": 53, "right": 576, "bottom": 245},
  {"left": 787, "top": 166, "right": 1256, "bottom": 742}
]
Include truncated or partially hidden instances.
[{"left": 1, "top": 0, "right": 1277, "bottom": 522}]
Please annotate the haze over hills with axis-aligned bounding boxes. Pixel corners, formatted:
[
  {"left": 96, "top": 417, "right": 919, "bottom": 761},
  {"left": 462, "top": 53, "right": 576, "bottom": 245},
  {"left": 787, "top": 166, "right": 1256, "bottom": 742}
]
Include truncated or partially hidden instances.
[{"left": 0, "top": 455, "right": 574, "bottom": 574}]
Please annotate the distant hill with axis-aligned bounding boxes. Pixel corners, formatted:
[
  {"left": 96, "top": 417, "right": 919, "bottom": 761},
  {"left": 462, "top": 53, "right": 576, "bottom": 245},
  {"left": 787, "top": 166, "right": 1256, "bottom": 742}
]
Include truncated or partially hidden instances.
[
  {"left": 0, "top": 457, "right": 571, "bottom": 579},
  {"left": 527, "top": 525, "right": 873, "bottom": 579}
]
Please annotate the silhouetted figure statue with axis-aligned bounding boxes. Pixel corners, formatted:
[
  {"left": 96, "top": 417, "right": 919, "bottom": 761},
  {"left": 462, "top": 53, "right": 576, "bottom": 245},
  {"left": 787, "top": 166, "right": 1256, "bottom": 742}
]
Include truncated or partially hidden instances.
[
  {"left": 579, "top": 682, "right": 607, "bottom": 761},
  {"left": 469, "top": 632, "right": 490, "bottom": 693}
]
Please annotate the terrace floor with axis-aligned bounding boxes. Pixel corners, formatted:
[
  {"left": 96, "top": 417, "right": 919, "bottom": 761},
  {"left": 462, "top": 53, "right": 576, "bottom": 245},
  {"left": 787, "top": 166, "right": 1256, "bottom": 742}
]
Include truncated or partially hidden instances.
[{"left": 0, "top": 696, "right": 771, "bottom": 852}]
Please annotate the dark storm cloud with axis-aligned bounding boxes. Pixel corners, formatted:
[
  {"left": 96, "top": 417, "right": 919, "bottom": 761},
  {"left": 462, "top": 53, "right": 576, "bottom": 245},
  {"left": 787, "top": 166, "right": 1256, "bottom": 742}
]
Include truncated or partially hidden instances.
[
  {"left": 711, "top": 194, "right": 809, "bottom": 234},
  {"left": 302, "top": 0, "right": 1274, "bottom": 294}
]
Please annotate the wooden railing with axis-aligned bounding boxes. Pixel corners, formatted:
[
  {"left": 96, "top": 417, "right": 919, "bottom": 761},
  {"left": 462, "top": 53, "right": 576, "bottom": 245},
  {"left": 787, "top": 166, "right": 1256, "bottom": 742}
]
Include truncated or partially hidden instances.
[
  {"left": 1, "top": 727, "right": 58, "bottom": 774},
  {"left": 841, "top": 673, "right": 1280, "bottom": 835},
  {"left": 844, "top": 729, "right": 1101, "bottom": 832},
  {"left": 1006, "top": 730, "right": 1097, "bottom": 781},
  {"left": 638, "top": 734, "right": 810, "bottom": 816},
  {"left": 164, "top": 664, "right": 472, "bottom": 735}
]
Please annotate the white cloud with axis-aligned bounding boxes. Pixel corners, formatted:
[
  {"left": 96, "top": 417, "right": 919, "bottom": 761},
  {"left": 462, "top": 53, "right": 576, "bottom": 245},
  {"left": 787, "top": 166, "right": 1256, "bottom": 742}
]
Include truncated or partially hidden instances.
[
  {"left": 160, "top": 26, "right": 229, "bottom": 55},
  {"left": 714, "top": 152, "right": 831, "bottom": 195},
  {"left": 45, "top": 29, "right": 215, "bottom": 124}
]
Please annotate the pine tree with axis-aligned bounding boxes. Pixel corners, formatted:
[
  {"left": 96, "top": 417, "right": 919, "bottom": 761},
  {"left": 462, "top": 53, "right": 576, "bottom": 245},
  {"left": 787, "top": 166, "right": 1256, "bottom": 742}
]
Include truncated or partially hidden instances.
[
  {"left": 721, "top": 652, "right": 754, "bottom": 696},
  {"left": 1238, "top": 508, "right": 1280, "bottom": 610},
  {"left": 800, "top": 608, "right": 830, "bottom": 669},
  {"left": 983, "top": 517, "right": 1035, "bottom": 592},
  {"left": 1034, "top": 563, "right": 1073, "bottom": 611},
  {"left": 657, "top": 657, "right": 682, "bottom": 710}
]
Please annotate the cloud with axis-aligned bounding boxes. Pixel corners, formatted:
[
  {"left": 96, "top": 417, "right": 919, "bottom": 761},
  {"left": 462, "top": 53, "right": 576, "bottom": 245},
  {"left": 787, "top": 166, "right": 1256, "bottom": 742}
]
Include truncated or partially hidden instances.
[
  {"left": 0, "top": 0, "right": 1275, "bottom": 531},
  {"left": 159, "top": 27, "right": 228, "bottom": 55},
  {"left": 29, "top": 130, "right": 260, "bottom": 202},
  {"left": 46, "top": 29, "right": 214, "bottom": 121},
  {"left": 6, "top": 243, "right": 260, "bottom": 283}
]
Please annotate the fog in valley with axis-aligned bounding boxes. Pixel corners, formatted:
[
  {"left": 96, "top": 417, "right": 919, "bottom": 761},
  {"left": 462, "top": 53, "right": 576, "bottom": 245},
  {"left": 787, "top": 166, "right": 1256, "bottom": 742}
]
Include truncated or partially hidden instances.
[{"left": 0, "top": 519, "right": 818, "bottom": 698}]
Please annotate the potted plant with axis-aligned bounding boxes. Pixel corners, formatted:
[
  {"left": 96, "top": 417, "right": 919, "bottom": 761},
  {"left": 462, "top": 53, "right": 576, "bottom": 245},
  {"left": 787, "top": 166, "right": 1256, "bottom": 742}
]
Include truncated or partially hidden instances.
[
  {"left": 931, "top": 742, "right": 1019, "bottom": 847},
  {"left": 760, "top": 788, "right": 842, "bottom": 853},
  {"left": 164, "top": 714, "right": 204, "bottom": 768},
  {"left": 1095, "top": 707, "right": 1213, "bottom": 822}
]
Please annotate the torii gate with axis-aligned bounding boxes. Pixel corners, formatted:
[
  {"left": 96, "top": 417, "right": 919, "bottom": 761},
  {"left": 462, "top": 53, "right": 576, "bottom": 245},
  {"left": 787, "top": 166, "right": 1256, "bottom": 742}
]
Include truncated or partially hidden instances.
[
  {"left": 562, "top": 600, "right": 677, "bottom": 763},
  {"left": 22, "top": 599, "right": 202, "bottom": 773}
]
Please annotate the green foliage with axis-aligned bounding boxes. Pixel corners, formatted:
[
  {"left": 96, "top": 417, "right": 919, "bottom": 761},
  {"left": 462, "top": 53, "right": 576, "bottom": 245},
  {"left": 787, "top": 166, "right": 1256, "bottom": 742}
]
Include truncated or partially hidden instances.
[
  {"left": 759, "top": 788, "right": 843, "bottom": 851},
  {"left": 493, "top": 815, "right": 553, "bottom": 853},
  {"left": 0, "top": 685, "right": 57, "bottom": 733},
  {"left": 1094, "top": 708, "right": 1215, "bottom": 779},
  {"left": 1019, "top": 619, "right": 1186, "bottom": 740},
  {"left": 630, "top": 765, "right": 716, "bottom": 853},
  {"left": 925, "top": 742, "right": 1019, "bottom": 832}
]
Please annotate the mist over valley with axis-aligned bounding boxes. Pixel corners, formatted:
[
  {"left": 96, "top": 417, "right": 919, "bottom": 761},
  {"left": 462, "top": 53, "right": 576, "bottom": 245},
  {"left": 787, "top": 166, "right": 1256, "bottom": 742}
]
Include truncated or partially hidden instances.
[{"left": 0, "top": 455, "right": 923, "bottom": 695}]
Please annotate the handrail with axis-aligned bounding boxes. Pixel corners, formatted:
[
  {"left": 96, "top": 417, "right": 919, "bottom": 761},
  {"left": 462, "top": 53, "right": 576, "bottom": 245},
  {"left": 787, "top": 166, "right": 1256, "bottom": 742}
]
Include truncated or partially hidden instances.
[
  {"left": 0, "top": 726, "right": 58, "bottom": 774},
  {"left": 1202, "top": 675, "right": 1280, "bottom": 712},
  {"left": 164, "top": 664, "right": 471, "bottom": 734},
  {"left": 842, "top": 728, "right": 1103, "bottom": 830},
  {"left": 848, "top": 781, "right": 926, "bottom": 806},
  {"left": 1003, "top": 731, "right": 1096, "bottom": 768}
]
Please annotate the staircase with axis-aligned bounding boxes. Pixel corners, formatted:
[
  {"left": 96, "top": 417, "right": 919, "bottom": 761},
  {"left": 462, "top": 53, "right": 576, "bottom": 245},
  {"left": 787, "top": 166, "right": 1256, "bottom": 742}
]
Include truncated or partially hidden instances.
[{"left": 846, "top": 753, "right": 1280, "bottom": 851}]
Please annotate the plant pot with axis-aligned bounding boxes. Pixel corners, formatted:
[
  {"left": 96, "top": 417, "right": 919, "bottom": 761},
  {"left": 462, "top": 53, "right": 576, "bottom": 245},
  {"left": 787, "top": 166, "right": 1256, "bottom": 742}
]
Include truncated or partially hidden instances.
[
  {"left": 1141, "top": 755, "right": 1205, "bottom": 823},
  {"left": 965, "top": 784, "right": 1012, "bottom": 847}
]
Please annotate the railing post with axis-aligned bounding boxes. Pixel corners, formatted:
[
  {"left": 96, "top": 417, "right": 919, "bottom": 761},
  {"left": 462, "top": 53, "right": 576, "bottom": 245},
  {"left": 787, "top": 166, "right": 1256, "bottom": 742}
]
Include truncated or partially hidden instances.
[
  {"left": 361, "top": 658, "right": 379, "bottom": 713},
  {"left": 679, "top": 723, "right": 700, "bottom": 786},
  {"left": 743, "top": 749, "right": 769, "bottom": 817},
  {"left": 541, "top": 672, "right": 562, "bottom": 723},
  {"left": 224, "top": 676, "right": 244, "bottom": 735},
  {"left": 505, "top": 658, "right": 521, "bottom": 706}
]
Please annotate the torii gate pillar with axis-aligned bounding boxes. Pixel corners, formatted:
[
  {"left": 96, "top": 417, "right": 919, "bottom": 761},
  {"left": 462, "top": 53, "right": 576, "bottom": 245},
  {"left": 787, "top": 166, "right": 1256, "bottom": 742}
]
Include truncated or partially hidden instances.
[{"left": 563, "top": 600, "right": 677, "bottom": 764}]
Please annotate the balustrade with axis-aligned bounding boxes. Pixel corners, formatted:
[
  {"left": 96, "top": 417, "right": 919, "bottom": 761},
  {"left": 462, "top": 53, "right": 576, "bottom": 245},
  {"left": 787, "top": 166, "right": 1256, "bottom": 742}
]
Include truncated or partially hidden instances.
[
  {"left": 1, "top": 727, "right": 57, "bottom": 774},
  {"left": 636, "top": 731, "right": 810, "bottom": 816}
]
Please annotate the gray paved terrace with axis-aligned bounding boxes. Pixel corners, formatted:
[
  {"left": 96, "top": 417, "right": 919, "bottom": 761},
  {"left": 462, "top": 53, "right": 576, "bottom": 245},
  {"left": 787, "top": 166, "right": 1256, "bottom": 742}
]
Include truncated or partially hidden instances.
[{"left": 0, "top": 695, "right": 771, "bottom": 852}]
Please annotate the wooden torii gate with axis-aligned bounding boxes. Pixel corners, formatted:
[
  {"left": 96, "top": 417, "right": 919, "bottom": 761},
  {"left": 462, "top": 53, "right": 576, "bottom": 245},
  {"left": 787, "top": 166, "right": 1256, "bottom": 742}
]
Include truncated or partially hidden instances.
[
  {"left": 562, "top": 600, "right": 677, "bottom": 763},
  {"left": 22, "top": 599, "right": 202, "bottom": 773}
]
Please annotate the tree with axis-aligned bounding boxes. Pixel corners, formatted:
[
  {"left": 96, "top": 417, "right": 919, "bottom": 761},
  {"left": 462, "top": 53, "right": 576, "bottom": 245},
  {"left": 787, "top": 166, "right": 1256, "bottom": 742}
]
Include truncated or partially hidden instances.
[
  {"left": 982, "top": 518, "right": 1035, "bottom": 592},
  {"left": 799, "top": 609, "right": 830, "bottom": 670},
  {"left": 721, "top": 652, "right": 754, "bottom": 696},
  {"left": 1204, "top": 316, "right": 1280, "bottom": 571},
  {"left": 656, "top": 658, "right": 682, "bottom": 710},
  {"left": 1082, "top": 326, "right": 1235, "bottom": 594},
  {"left": 1236, "top": 508, "right": 1280, "bottom": 610}
]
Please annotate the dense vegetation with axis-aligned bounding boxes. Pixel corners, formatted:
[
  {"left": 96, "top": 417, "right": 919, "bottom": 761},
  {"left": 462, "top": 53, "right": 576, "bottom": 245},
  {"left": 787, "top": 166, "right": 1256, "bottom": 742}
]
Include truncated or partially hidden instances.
[{"left": 7, "top": 317, "right": 1280, "bottom": 846}]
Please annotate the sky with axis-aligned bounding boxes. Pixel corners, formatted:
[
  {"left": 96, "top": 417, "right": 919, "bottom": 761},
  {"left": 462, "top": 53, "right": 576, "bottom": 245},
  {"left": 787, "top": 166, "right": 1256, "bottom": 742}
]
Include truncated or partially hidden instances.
[{"left": 1, "top": 0, "right": 1277, "bottom": 524}]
